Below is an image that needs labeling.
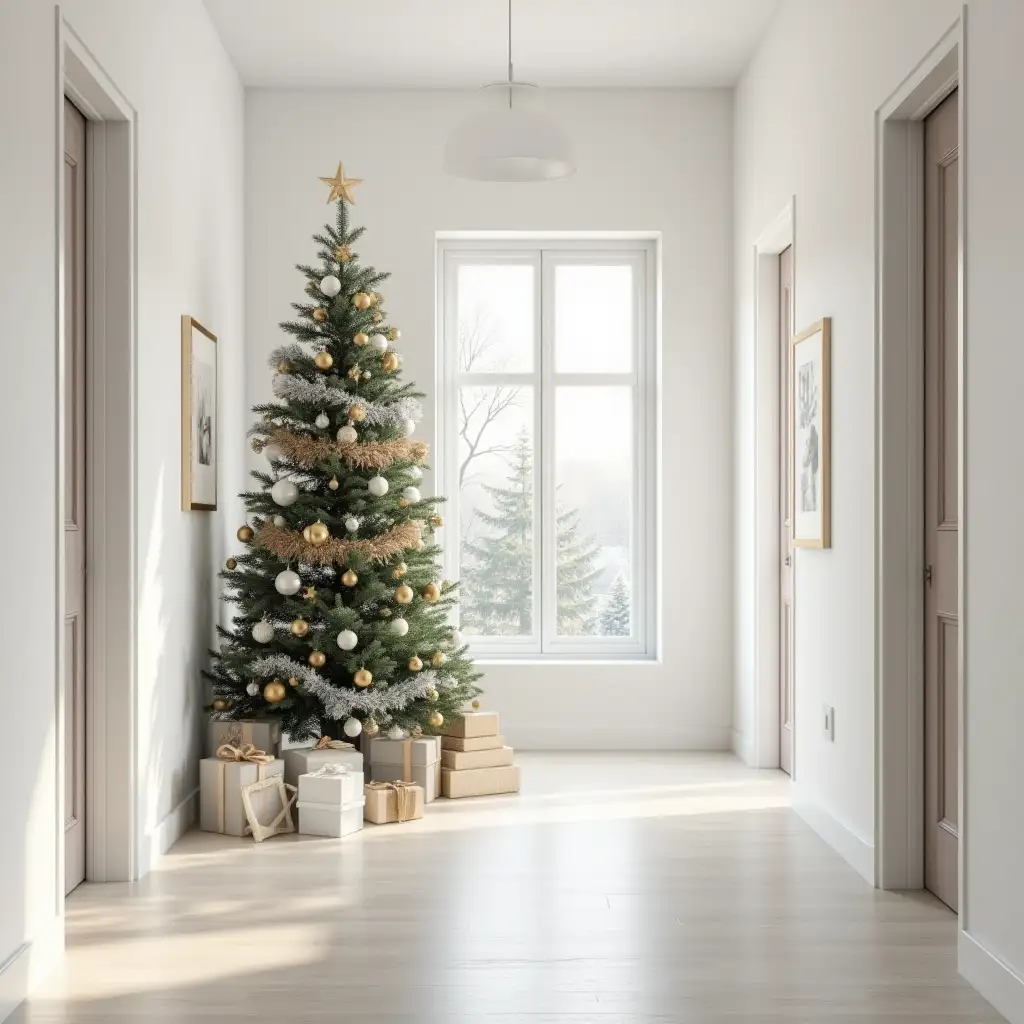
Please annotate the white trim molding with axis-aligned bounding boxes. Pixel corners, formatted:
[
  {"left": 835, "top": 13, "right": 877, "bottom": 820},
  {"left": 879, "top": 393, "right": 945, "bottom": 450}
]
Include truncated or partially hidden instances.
[
  {"left": 793, "top": 784, "right": 875, "bottom": 885},
  {"left": 959, "top": 932, "right": 1024, "bottom": 1024}
]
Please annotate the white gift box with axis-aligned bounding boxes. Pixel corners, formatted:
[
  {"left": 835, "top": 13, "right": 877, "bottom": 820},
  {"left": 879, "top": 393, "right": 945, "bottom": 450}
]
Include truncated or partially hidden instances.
[
  {"left": 297, "top": 766, "right": 365, "bottom": 838},
  {"left": 367, "top": 736, "right": 442, "bottom": 802},
  {"left": 199, "top": 755, "right": 285, "bottom": 836},
  {"left": 283, "top": 740, "right": 363, "bottom": 791},
  {"left": 207, "top": 719, "right": 282, "bottom": 758}
]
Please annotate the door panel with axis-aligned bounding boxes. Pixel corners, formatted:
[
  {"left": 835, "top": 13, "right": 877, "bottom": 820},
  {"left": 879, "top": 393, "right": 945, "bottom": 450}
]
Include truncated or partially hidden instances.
[
  {"left": 64, "top": 97, "right": 87, "bottom": 895},
  {"left": 778, "top": 245, "right": 794, "bottom": 776},
  {"left": 923, "top": 88, "right": 959, "bottom": 912}
]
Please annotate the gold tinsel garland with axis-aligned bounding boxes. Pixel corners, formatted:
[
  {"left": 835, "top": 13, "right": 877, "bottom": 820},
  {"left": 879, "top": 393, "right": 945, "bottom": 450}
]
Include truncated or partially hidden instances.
[
  {"left": 256, "top": 520, "right": 422, "bottom": 566},
  {"left": 254, "top": 429, "right": 428, "bottom": 471}
]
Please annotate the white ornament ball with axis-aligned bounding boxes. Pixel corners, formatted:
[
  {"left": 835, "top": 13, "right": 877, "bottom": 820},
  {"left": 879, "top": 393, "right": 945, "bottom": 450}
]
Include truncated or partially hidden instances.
[
  {"left": 389, "top": 617, "right": 409, "bottom": 637},
  {"left": 275, "top": 569, "right": 301, "bottom": 596},
  {"left": 343, "top": 717, "right": 363, "bottom": 738},
  {"left": 452, "top": 630, "right": 465, "bottom": 648},
  {"left": 370, "top": 333, "right": 389, "bottom": 351},
  {"left": 336, "top": 425, "right": 357, "bottom": 444},
  {"left": 315, "top": 412, "right": 330, "bottom": 430},
  {"left": 271, "top": 478, "right": 299, "bottom": 507},
  {"left": 252, "top": 618, "right": 274, "bottom": 644},
  {"left": 319, "top": 274, "right": 341, "bottom": 297},
  {"left": 336, "top": 629, "right": 358, "bottom": 651},
  {"left": 273, "top": 515, "right": 286, "bottom": 528},
  {"left": 387, "top": 725, "right": 407, "bottom": 741},
  {"left": 368, "top": 475, "right": 389, "bottom": 497},
  {"left": 404, "top": 418, "right": 416, "bottom": 437},
  {"left": 363, "top": 371, "right": 372, "bottom": 380},
  {"left": 246, "top": 681, "right": 261, "bottom": 696},
  {"left": 408, "top": 466, "right": 423, "bottom": 482},
  {"left": 344, "top": 516, "right": 359, "bottom": 533},
  {"left": 264, "top": 443, "right": 282, "bottom": 463},
  {"left": 402, "top": 486, "right": 421, "bottom": 504}
]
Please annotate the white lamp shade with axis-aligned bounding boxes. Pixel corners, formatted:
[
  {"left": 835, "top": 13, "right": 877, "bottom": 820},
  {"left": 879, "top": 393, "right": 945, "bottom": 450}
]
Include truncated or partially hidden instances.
[{"left": 444, "top": 84, "right": 575, "bottom": 182}]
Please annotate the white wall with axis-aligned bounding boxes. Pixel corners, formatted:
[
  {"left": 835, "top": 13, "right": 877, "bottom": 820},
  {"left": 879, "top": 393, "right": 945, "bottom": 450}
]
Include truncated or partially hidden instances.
[
  {"left": 0, "top": 0, "right": 243, "bottom": 1014},
  {"left": 246, "top": 88, "right": 734, "bottom": 749}
]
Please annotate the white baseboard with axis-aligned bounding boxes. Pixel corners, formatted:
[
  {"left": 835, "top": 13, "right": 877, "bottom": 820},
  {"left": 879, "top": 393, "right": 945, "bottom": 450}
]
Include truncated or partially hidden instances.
[
  {"left": 960, "top": 930, "right": 1024, "bottom": 1023},
  {"left": 0, "top": 916, "right": 63, "bottom": 1024},
  {"left": 792, "top": 787, "right": 875, "bottom": 885},
  {"left": 730, "top": 726, "right": 755, "bottom": 765},
  {"left": 141, "top": 787, "right": 198, "bottom": 875}
]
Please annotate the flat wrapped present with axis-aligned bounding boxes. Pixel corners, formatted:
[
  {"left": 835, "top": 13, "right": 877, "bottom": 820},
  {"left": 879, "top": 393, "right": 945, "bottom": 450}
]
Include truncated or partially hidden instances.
[
  {"left": 200, "top": 744, "right": 285, "bottom": 836},
  {"left": 283, "top": 737, "right": 363, "bottom": 790},
  {"left": 441, "top": 733, "right": 506, "bottom": 753},
  {"left": 297, "top": 764, "right": 365, "bottom": 838},
  {"left": 207, "top": 719, "right": 281, "bottom": 758},
  {"left": 442, "top": 764, "right": 521, "bottom": 799},
  {"left": 441, "top": 745, "right": 514, "bottom": 771},
  {"left": 367, "top": 736, "right": 441, "bottom": 801},
  {"left": 363, "top": 781, "right": 424, "bottom": 824},
  {"left": 440, "top": 711, "right": 500, "bottom": 739}
]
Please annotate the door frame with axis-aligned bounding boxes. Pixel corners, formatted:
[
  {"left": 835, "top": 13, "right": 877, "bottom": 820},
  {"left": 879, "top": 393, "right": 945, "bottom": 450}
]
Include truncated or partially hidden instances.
[
  {"left": 875, "top": 18, "right": 963, "bottom": 896},
  {"left": 57, "top": 11, "right": 138, "bottom": 883},
  {"left": 748, "top": 199, "right": 796, "bottom": 770}
]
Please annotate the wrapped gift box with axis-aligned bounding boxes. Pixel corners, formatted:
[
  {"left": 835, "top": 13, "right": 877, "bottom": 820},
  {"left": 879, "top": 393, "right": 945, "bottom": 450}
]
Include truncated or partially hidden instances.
[
  {"left": 367, "top": 736, "right": 441, "bottom": 801},
  {"left": 442, "top": 764, "right": 521, "bottom": 799},
  {"left": 441, "top": 733, "right": 506, "bottom": 753},
  {"left": 283, "top": 740, "right": 363, "bottom": 791},
  {"left": 200, "top": 754, "right": 285, "bottom": 836},
  {"left": 364, "top": 781, "right": 424, "bottom": 824},
  {"left": 441, "top": 711, "right": 500, "bottom": 739},
  {"left": 297, "top": 766, "right": 365, "bottom": 838},
  {"left": 207, "top": 719, "right": 282, "bottom": 758},
  {"left": 441, "top": 745, "right": 514, "bottom": 771}
]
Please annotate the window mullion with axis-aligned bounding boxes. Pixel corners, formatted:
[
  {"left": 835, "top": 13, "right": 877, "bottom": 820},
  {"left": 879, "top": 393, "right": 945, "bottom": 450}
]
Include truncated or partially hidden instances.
[{"left": 539, "top": 251, "right": 557, "bottom": 654}]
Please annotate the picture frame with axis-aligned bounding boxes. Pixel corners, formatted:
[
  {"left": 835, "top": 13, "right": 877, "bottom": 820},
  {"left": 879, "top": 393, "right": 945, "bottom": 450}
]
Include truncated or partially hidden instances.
[
  {"left": 241, "top": 776, "right": 297, "bottom": 843},
  {"left": 792, "top": 317, "right": 831, "bottom": 548},
  {"left": 181, "top": 314, "right": 218, "bottom": 511}
]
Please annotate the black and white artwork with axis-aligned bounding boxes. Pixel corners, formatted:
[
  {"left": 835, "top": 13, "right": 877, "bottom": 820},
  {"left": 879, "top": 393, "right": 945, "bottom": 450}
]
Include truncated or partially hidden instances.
[
  {"left": 182, "top": 316, "right": 218, "bottom": 510},
  {"left": 792, "top": 318, "right": 830, "bottom": 548}
]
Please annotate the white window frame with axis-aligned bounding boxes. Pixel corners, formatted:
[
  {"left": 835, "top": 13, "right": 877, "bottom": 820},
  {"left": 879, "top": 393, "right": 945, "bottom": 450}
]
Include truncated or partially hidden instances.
[{"left": 437, "top": 237, "right": 658, "bottom": 661}]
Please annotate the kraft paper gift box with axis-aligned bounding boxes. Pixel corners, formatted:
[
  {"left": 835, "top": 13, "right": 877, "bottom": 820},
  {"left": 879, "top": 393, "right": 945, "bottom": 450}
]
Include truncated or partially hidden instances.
[
  {"left": 440, "top": 711, "right": 500, "bottom": 739},
  {"left": 442, "top": 764, "right": 521, "bottom": 799},
  {"left": 441, "top": 745, "right": 514, "bottom": 771},
  {"left": 200, "top": 750, "right": 285, "bottom": 836},
  {"left": 441, "top": 733, "right": 506, "bottom": 753},
  {"left": 207, "top": 718, "right": 282, "bottom": 758},
  {"left": 363, "top": 781, "right": 424, "bottom": 824},
  {"left": 367, "top": 736, "right": 442, "bottom": 801},
  {"left": 297, "top": 765, "right": 365, "bottom": 838},
  {"left": 283, "top": 738, "right": 363, "bottom": 791}
]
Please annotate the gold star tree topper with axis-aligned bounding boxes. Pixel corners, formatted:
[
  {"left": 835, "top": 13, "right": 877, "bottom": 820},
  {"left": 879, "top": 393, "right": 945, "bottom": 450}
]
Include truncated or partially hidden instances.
[{"left": 319, "top": 162, "right": 362, "bottom": 204}]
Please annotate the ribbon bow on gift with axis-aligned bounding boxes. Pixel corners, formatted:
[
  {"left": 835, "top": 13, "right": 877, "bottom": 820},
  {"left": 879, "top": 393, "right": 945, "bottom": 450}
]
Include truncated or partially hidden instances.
[
  {"left": 311, "top": 763, "right": 350, "bottom": 777},
  {"left": 367, "top": 780, "right": 418, "bottom": 823},
  {"left": 216, "top": 743, "right": 275, "bottom": 765},
  {"left": 313, "top": 736, "right": 355, "bottom": 751}
]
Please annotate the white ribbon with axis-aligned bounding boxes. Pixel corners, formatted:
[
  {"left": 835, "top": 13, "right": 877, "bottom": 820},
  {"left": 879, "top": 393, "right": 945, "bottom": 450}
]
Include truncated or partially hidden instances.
[{"left": 311, "top": 763, "right": 350, "bottom": 777}]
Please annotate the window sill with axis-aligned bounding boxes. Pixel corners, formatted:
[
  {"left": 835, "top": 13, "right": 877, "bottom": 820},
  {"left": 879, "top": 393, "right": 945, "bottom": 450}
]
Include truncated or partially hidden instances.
[{"left": 474, "top": 657, "right": 661, "bottom": 667}]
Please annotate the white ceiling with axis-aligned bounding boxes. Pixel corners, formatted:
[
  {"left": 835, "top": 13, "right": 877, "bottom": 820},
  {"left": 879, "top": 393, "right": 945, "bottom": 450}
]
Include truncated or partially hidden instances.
[{"left": 204, "top": 0, "right": 780, "bottom": 89}]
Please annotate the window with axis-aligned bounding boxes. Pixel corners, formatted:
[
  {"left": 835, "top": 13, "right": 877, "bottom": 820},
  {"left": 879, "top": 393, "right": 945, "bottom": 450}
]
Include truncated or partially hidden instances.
[{"left": 438, "top": 239, "right": 657, "bottom": 659}]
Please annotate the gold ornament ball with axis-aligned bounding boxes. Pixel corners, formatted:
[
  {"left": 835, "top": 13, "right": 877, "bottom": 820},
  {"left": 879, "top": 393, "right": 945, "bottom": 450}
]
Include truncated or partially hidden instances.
[
  {"left": 431, "top": 652, "right": 447, "bottom": 667},
  {"left": 398, "top": 498, "right": 410, "bottom": 509},
  {"left": 363, "top": 718, "right": 380, "bottom": 738},
  {"left": 471, "top": 700, "right": 480, "bottom": 710},
  {"left": 349, "top": 404, "right": 367, "bottom": 422},
  {"left": 263, "top": 680, "right": 287, "bottom": 704},
  {"left": 288, "top": 676, "right": 300, "bottom": 688},
  {"left": 314, "top": 350, "right": 334, "bottom": 371},
  {"left": 425, "top": 687, "right": 438, "bottom": 701},
  {"left": 308, "top": 650, "right": 327, "bottom": 668},
  {"left": 307, "top": 520, "right": 330, "bottom": 546},
  {"left": 334, "top": 245, "right": 352, "bottom": 262},
  {"left": 354, "top": 668, "right": 373, "bottom": 688},
  {"left": 388, "top": 327, "right": 401, "bottom": 342},
  {"left": 372, "top": 311, "right": 384, "bottom": 324},
  {"left": 291, "top": 618, "right": 310, "bottom": 637},
  {"left": 328, "top": 476, "right": 340, "bottom": 491},
  {"left": 430, "top": 515, "right": 444, "bottom": 528},
  {"left": 237, "top": 525, "right": 254, "bottom": 543},
  {"left": 277, "top": 360, "right": 291, "bottom": 374},
  {"left": 381, "top": 352, "right": 399, "bottom": 373},
  {"left": 416, "top": 539, "right": 426, "bottom": 552},
  {"left": 353, "top": 332, "right": 369, "bottom": 346},
  {"left": 352, "top": 292, "right": 372, "bottom": 310},
  {"left": 428, "top": 711, "right": 444, "bottom": 728},
  {"left": 225, "top": 557, "right": 237, "bottom": 570},
  {"left": 212, "top": 698, "right": 229, "bottom": 712},
  {"left": 342, "top": 569, "right": 359, "bottom": 587},
  {"left": 251, "top": 438, "right": 261, "bottom": 452},
  {"left": 422, "top": 582, "right": 441, "bottom": 603},
  {"left": 395, "top": 584, "right": 414, "bottom": 605},
  {"left": 392, "top": 562, "right": 408, "bottom": 579},
  {"left": 365, "top": 291, "right": 377, "bottom": 307},
  {"left": 408, "top": 655, "right": 423, "bottom": 672},
  {"left": 312, "top": 307, "right": 327, "bottom": 322},
  {"left": 302, "top": 586, "right": 317, "bottom": 602}
]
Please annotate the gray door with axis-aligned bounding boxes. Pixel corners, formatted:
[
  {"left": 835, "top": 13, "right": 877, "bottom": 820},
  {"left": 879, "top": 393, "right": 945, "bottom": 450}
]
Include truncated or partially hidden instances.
[
  {"left": 779, "top": 246, "right": 794, "bottom": 775},
  {"left": 923, "top": 88, "right": 959, "bottom": 912},
  {"left": 64, "top": 97, "right": 88, "bottom": 895}
]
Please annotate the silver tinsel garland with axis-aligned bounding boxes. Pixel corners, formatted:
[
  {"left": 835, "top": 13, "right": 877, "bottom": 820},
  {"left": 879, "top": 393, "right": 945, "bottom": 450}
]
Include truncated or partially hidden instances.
[
  {"left": 250, "top": 655, "right": 450, "bottom": 721},
  {"left": 268, "top": 368, "right": 421, "bottom": 428}
]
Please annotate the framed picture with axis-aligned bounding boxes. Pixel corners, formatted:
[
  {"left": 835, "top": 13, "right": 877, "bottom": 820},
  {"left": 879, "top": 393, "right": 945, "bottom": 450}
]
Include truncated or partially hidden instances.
[
  {"left": 181, "top": 315, "right": 218, "bottom": 511},
  {"left": 792, "top": 317, "right": 831, "bottom": 548}
]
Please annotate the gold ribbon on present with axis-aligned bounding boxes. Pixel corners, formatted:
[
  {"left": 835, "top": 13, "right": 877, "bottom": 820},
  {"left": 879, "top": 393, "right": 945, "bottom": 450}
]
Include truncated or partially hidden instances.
[
  {"left": 216, "top": 742, "right": 275, "bottom": 764},
  {"left": 367, "top": 780, "right": 418, "bottom": 823},
  {"left": 314, "top": 736, "right": 356, "bottom": 751}
]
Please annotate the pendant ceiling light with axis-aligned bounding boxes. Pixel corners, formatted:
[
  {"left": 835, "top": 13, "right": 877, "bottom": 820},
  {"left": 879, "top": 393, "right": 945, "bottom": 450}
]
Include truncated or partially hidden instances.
[{"left": 444, "top": 0, "right": 575, "bottom": 182}]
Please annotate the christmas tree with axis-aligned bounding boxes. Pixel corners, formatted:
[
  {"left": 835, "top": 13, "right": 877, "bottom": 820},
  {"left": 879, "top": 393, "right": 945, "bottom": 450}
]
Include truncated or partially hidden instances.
[
  {"left": 462, "top": 430, "right": 602, "bottom": 636},
  {"left": 598, "top": 573, "right": 631, "bottom": 636},
  {"left": 206, "top": 163, "right": 481, "bottom": 743}
]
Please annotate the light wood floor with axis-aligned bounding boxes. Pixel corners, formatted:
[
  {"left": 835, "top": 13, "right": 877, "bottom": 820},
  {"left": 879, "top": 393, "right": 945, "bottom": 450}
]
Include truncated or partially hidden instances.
[{"left": 13, "top": 753, "right": 1003, "bottom": 1023}]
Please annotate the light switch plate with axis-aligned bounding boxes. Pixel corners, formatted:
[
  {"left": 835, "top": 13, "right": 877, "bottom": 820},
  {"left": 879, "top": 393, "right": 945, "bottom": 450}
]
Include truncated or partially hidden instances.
[{"left": 823, "top": 704, "right": 835, "bottom": 742}]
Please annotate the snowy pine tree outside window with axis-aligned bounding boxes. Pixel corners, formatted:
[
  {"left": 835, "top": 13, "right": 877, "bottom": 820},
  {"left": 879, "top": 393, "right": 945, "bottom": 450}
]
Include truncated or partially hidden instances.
[{"left": 438, "top": 239, "right": 657, "bottom": 660}]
